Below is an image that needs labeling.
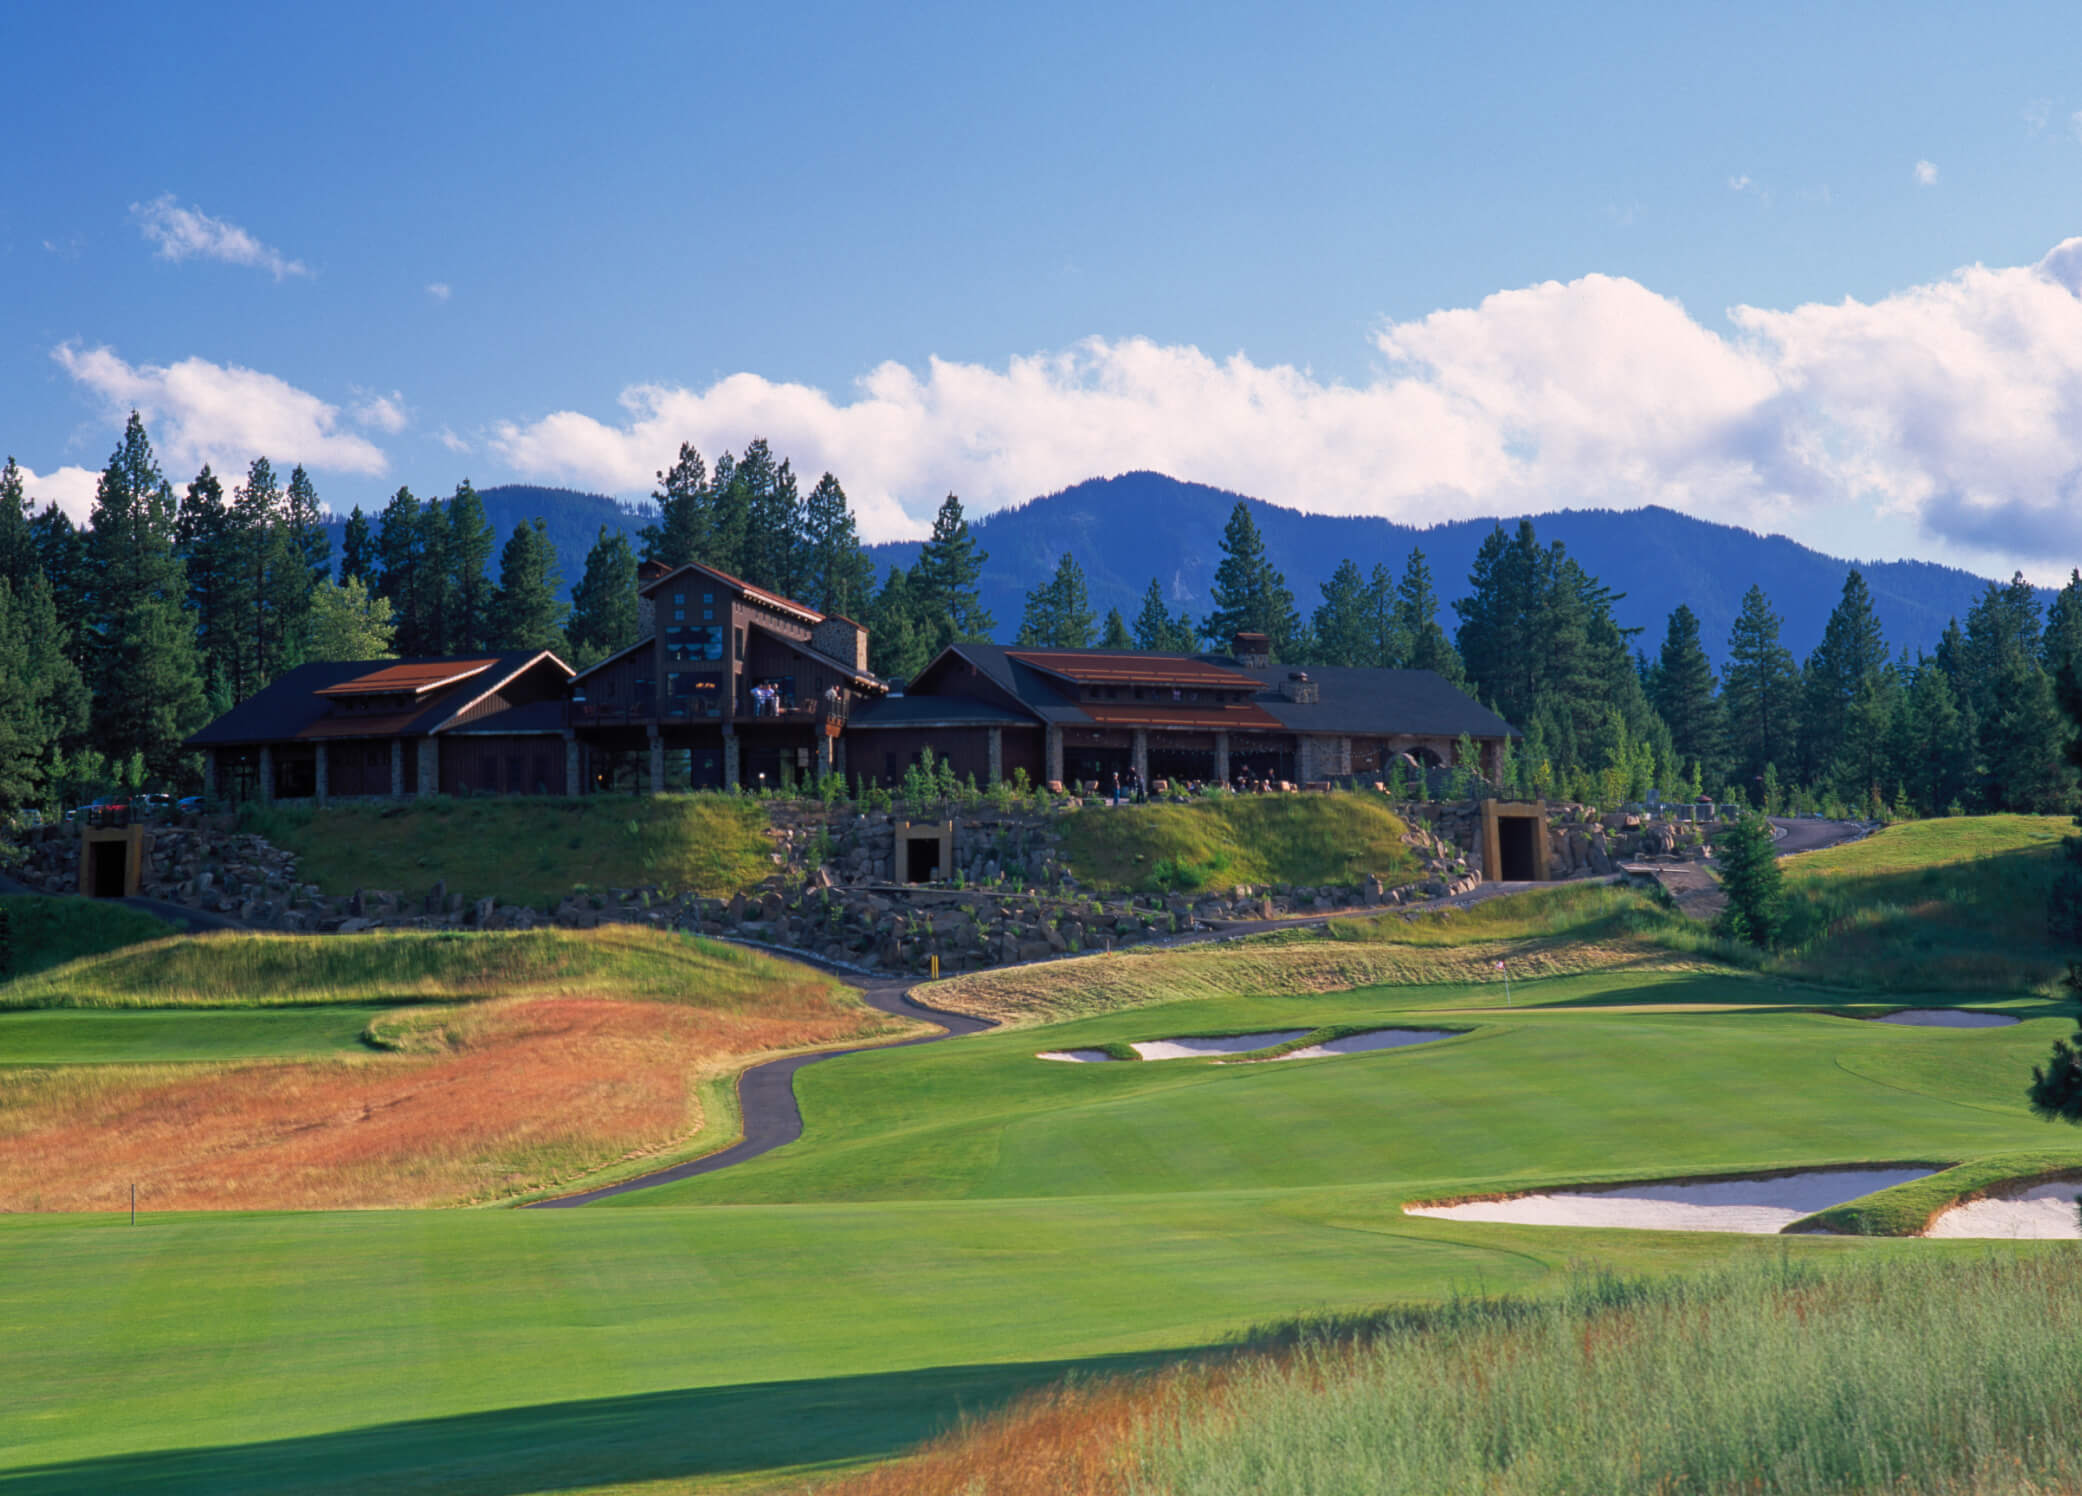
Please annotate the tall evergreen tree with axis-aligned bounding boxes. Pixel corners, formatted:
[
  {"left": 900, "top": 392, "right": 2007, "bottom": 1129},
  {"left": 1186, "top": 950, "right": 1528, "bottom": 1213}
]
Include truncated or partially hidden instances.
[
  {"left": 490, "top": 519, "right": 567, "bottom": 652},
  {"left": 1958, "top": 576, "right": 2072, "bottom": 812},
  {"left": 272, "top": 464, "right": 329, "bottom": 673},
  {"left": 799, "top": 472, "right": 875, "bottom": 617},
  {"left": 1648, "top": 604, "right": 1723, "bottom": 783},
  {"left": 1798, "top": 570, "right": 1888, "bottom": 785},
  {"left": 0, "top": 573, "right": 88, "bottom": 807},
  {"left": 1396, "top": 548, "right": 1463, "bottom": 684},
  {"left": 1365, "top": 562, "right": 1408, "bottom": 669},
  {"left": 642, "top": 442, "right": 712, "bottom": 570},
  {"left": 705, "top": 450, "right": 746, "bottom": 575},
  {"left": 230, "top": 456, "right": 284, "bottom": 695},
  {"left": 84, "top": 413, "right": 205, "bottom": 779},
  {"left": 415, "top": 494, "right": 455, "bottom": 655},
  {"left": 339, "top": 504, "right": 375, "bottom": 586},
  {"left": 175, "top": 466, "right": 236, "bottom": 703},
  {"left": 1902, "top": 658, "right": 1973, "bottom": 814},
  {"left": 445, "top": 480, "right": 496, "bottom": 653},
  {"left": 1722, "top": 585, "right": 1800, "bottom": 803},
  {"left": 909, "top": 493, "right": 993, "bottom": 653},
  {"left": 867, "top": 567, "right": 930, "bottom": 681},
  {"left": 374, "top": 486, "right": 426, "bottom": 652},
  {"left": 1200, "top": 502, "right": 1299, "bottom": 658},
  {"left": 1309, "top": 558, "right": 1373, "bottom": 667},
  {"left": 739, "top": 447, "right": 804, "bottom": 596},
  {"left": 567, "top": 525, "right": 639, "bottom": 666},
  {"left": 1016, "top": 552, "right": 1096, "bottom": 649},
  {"left": 1099, "top": 606, "right": 1133, "bottom": 650},
  {"left": 304, "top": 577, "right": 397, "bottom": 662},
  {"left": 0, "top": 458, "right": 34, "bottom": 591},
  {"left": 1133, "top": 577, "right": 1194, "bottom": 653},
  {"left": 2045, "top": 570, "right": 2082, "bottom": 684},
  {"left": 28, "top": 503, "right": 88, "bottom": 642}
]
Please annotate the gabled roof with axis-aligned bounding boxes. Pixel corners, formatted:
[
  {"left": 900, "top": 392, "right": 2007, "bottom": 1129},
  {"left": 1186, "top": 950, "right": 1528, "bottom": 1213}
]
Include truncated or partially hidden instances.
[
  {"left": 1006, "top": 649, "right": 1261, "bottom": 692},
  {"left": 1211, "top": 662, "right": 1519, "bottom": 739},
  {"left": 185, "top": 651, "right": 573, "bottom": 748},
  {"left": 745, "top": 619, "right": 886, "bottom": 693},
  {"left": 314, "top": 658, "right": 500, "bottom": 698},
  {"left": 641, "top": 560, "right": 823, "bottom": 625}
]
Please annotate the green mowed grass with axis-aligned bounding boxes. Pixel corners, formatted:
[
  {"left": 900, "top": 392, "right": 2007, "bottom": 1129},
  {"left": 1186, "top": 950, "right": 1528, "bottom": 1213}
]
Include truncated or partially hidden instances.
[
  {"left": 0, "top": 894, "right": 173, "bottom": 981},
  {"left": 0, "top": 1004, "right": 390, "bottom": 1064},
  {"left": 612, "top": 970, "right": 2077, "bottom": 1209},
  {"left": 1059, "top": 791, "right": 1418, "bottom": 892}
]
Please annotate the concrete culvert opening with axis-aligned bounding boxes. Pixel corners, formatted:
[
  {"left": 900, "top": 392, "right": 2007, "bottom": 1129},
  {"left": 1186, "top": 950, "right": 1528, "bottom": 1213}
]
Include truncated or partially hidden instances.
[
  {"left": 89, "top": 841, "right": 128, "bottom": 898},
  {"left": 1497, "top": 816, "right": 1539, "bottom": 881},
  {"left": 905, "top": 839, "right": 939, "bottom": 883}
]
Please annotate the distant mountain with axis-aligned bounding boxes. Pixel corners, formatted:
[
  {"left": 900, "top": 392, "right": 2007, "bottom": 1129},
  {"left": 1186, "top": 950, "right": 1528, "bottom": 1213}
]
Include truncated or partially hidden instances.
[
  {"left": 324, "top": 485, "right": 653, "bottom": 603},
  {"left": 866, "top": 472, "right": 2051, "bottom": 666}
]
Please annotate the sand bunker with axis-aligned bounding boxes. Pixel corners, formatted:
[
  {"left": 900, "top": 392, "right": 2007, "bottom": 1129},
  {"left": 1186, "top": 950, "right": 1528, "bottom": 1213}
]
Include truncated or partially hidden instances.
[
  {"left": 1407, "top": 1167, "right": 1933, "bottom": 1234},
  {"left": 1036, "top": 1049, "right": 1114, "bottom": 1063},
  {"left": 1875, "top": 1009, "right": 2019, "bottom": 1028},
  {"left": 1926, "top": 1181, "right": 2082, "bottom": 1239},
  {"left": 1130, "top": 1031, "right": 1309, "bottom": 1060},
  {"left": 1274, "top": 1028, "right": 1456, "bottom": 1059}
]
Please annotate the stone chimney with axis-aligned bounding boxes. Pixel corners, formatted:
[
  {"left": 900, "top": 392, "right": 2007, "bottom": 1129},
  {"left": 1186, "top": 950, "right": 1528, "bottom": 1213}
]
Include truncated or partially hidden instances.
[
  {"left": 634, "top": 560, "right": 672, "bottom": 643},
  {"left": 812, "top": 615, "right": 869, "bottom": 675},
  {"left": 1232, "top": 631, "right": 1271, "bottom": 669},
  {"left": 1282, "top": 670, "right": 1319, "bottom": 704}
]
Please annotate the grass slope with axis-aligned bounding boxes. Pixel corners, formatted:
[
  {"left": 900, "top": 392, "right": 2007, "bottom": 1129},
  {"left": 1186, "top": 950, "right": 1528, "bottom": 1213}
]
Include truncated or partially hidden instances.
[
  {"left": 1059, "top": 793, "right": 1417, "bottom": 893},
  {"left": 239, "top": 794, "right": 774, "bottom": 907},
  {"left": 0, "top": 1005, "right": 386, "bottom": 1064},
  {"left": 0, "top": 894, "right": 172, "bottom": 981}
]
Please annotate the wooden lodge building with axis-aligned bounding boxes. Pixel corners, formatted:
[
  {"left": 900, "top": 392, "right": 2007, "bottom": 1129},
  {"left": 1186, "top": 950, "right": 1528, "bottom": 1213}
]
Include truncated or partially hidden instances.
[{"left": 187, "top": 563, "right": 1516, "bottom": 803}]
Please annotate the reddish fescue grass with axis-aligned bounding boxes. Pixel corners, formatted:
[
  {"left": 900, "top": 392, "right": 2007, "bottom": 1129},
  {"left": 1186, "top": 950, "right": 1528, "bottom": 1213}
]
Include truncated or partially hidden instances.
[{"left": 0, "top": 993, "right": 890, "bottom": 1212}]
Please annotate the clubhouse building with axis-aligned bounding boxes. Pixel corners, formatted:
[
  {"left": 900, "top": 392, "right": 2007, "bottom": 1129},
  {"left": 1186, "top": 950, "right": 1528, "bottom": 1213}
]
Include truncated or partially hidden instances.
[{"left": 187, "top": 560, "right": 1516, "bottom": 801}]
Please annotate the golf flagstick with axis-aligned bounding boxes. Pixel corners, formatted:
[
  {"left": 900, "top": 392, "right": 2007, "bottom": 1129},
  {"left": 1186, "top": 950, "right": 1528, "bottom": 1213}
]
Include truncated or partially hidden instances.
[{"left": 1496, "top": 959, "right": 1510, "bottom": 1006}]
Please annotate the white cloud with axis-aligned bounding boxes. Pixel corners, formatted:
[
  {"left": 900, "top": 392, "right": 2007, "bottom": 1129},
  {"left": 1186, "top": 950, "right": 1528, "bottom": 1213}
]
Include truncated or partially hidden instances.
[
  {"left": 351, "top": 390, "right": 409, "bottom": 434},
  {"left": 1913, "top": 160, "right": 1939, "bottom": 186},
  {"left": 486, "top": 240, "right": 2082, "bottom": 576},
  {"left": 426, "top": 282, "right": 452, "bottom": 302},
  {"left": 1726, "top": 174, "right": 1753, "bottom": 192},
  {"left": 130, "top": 194, "right": 310, "bottom": 280},
  {"left": 15, "top": 464, "right": 99, "bottom": 524},
  {"left": 435, "top": 425, "right": 470, "bottom": 454},
  {"left": 53, "top": 345, "right": 388, "bottom": 479}
]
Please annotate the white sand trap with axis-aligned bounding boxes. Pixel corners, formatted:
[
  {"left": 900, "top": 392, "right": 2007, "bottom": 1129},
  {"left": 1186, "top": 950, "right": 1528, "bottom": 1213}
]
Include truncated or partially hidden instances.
[
  {"left": 1407, "top": 1167, "right": 1932, "bottom": 1235},
  {"left": 1927, "top": 1182, "right": 2082, "bottom": 1239},
  {"left": 1130, "top": 1030, "right": 1309, "bottom": 1060},
  {"left": 1875, "top": 1008, "right": 2019, "bottom": 1028},
  {"left": 1274, "top": 1028, "right": 1456, "bottom": 1059},
  {"left": 1036, "top": 1049, "right": 1115, "bottom": 1063}
]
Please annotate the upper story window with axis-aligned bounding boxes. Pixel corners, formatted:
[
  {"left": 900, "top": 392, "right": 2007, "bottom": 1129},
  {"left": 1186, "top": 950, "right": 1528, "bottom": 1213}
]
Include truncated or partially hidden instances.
[
  {"left": 673, "top": 593, "right": 686, "bottom": 606},
  {"left": 702, "top": 591, "right": 714, "bottom": 605},
  {"left": 665, "top": 625, "right": 725, "bottom": 662}
]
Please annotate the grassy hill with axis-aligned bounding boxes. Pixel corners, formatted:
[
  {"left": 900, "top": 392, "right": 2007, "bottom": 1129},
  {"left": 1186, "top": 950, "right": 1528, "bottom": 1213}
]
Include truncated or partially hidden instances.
[
  {"left": 0, "top": 895, "right": 173, "bottom": 982},
  {"left": 1060, "top": 792, "right": 1418, "bottom": 893}
]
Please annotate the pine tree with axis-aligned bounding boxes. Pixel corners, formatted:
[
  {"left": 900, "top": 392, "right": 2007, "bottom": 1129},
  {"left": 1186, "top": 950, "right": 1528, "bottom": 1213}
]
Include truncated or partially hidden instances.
[
  {"left": 642, "top": 442, "right": 712, "bottom": 570},
  {"left": 1201, "top": 502, "right": 1298, "bottom": 658},
  {"left": 339, "top": 504, "right": 375, "bottom": 586},
  {"left": 175, "top": 466, "right": 235, "bottom": 702},
  {"left": 867, "top": 567, "right": 930, "bottom": 681},
  {"left": 0, "top": 458, "right": 34, "bottom": 591},
  {"left": 1713, "top": 812, "right": 1785, "bottom": 948},
  {"left": 1310, "top": 558, "right": 1372, "bottom": 667},
  {"left": 1648, "top": 604, "right": 1722, "bottom": 783},
  {"left": 1396, "top": 548, "right": 1462, "bottom": 684},
  {"left": 705, "top": 450, "right": 747, "bottom": 576},
  {"left": 1365, "top": 562, "right": 1407, "bottom": 669},
  {"left": 567, "top": 525, "right": 639, "bottom": 666},
  {"left": 445, "top": 480, "right": 496, "bottom": 653},
  {"left": 1960, "top": 576, "right": 2072, "bottom": 812},
  {"left": 0, "top": 573, "right": 88, "bottom": 806},
  {"left": 84, "top": 413, "right": 204, "bottom": 779},
  {"left": 490, "top": 519, "right": 567, "bottom": 652},
  {"left": 1099, "top": 607, "right": 1133, "bottom": 650},
  {"left": 2045, "top": 570, "right": 2082, "bottom": 684},
  {"left": 800, "top": 472, "right": 874, "bottom": 617},
  {"left": 415, "top": 495, "right": 455, "bottom": 655},
  {"left": 1134, "top": 578, "right": 1183, "bottom": 652},
  {"left": 374, "top": 486, "right": 425, "bottom": 652},
  {"left": 731, "top": 440, "right": 804, "bottom": 593},
  {"left": 29, "top": 503, "right": 88, "bottom": 642},
  {"left": 2046, "top": 659, "right": 2082, "bottom": 943},
  {"left": 1722, "top": 585, "right": 1800, "bottom": 804},
  {"left": 1903, "top": 658, "right": 1972, "bottom": 815},
  {"left": 1016, "top": 552, "right": 1096, "bottom": 649},
  {"left": 1798, "top": 570, "right": 1888, "bottom": 786},
  {"left": 230, "top": 456, "right": 285, "bottom": 694},
  {"left": 275, "top": 464, "right": 329, "bottom": 671},
  {"left": 910, "top": 493, "right": 992, "bottom": 654}
]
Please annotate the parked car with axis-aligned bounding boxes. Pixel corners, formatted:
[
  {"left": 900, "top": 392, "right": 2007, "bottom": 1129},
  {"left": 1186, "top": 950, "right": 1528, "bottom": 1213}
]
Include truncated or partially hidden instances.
[
  {"left": 177, "top": 795, "right": 208, "bottom": 815},
  {"left": 140, "top": 793, "right": 173, "bottom": 817}
]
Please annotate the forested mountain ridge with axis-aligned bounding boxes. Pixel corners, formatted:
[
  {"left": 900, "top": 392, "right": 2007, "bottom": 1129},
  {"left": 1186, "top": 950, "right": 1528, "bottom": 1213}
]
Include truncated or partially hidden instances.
[
  {"left": 324, "top": 485, "right": 650, "bottom": 604},
  {"left": 864, "top": 471, "right": 2053, "bottom": 667}
]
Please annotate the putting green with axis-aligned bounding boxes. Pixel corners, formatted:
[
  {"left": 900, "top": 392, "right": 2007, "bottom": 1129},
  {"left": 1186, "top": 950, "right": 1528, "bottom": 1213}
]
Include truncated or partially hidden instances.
[
  {"left": 2, "top": 961, "right": 2076, "bottom": 1494},
  {"left": 0, "top": 1004, "right": 393, "bottom": 1065}
]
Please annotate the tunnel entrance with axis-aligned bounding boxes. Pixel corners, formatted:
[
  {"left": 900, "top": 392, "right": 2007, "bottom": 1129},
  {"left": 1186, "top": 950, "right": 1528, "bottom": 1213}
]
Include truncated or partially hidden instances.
[{"left": 1497, "top": 815, "right": 1539, "bottom": 881}]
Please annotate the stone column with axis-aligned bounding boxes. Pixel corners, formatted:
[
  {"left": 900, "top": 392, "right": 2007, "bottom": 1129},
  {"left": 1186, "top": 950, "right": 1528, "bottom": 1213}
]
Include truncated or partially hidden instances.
[
  {"left": 816, "top": 729, "right": 834, "bottom": 780},
  {"left": 1213, "top": 731, "right": 1230, "bottom": 784},
  {"left": 723, "top": 730, "right": 741, "bottom": 790},
  {"left": 833, "top": 736, "right": 846, "bottom": 783},
  {"left": 563, "top": 731, "right": 581, "bottom": 797},
  {"left": 314, "top": 743, "right": 329, "bottom": 806},
  {"left": 259, "top": 743, "right": 275, "bottom": 804},
  {"left": 201, "top": 749, "right": 217, "bottom": 802},
  {"left": 1045, "top": 724, "right": 1064, "bottom": 786},
  {"left": 648, "top": 724, "right": 666, "bottom": 796},
  {"left": 390, "top": 740, "right": 405, "bottom": 798},
  {"left": 1296, "top": 736, "right": 1316, "bottom": 784},
  {"left": 1334, "top": 735, "right": 1352, "bottom": 778},
  {"left": 1131, "top": 728, "right": 1149, "bottom": 787},
  {"left": 987, "top": 726, "right": 1003, "bottom": 785},
  {"left": 417, "top": 738, "right": 438, "bottom": 799}
]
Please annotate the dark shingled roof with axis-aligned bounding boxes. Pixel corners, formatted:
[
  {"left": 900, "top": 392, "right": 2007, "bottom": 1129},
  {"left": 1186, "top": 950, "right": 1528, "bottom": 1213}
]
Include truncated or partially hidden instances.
[
  {"left": 185, "top": 652, "right": 561, "bottom": 747},
  {"left": 915, "top": 643, "right": 1516, "bottom": 739},
  {"left": 847, "top": 695, "right": 1035, "bottom": 729}
]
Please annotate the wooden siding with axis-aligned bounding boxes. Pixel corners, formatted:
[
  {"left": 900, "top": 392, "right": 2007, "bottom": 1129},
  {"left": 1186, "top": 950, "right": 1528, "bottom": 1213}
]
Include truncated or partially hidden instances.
[{"left": 439, "top": 736, "right": 566, "bottom": 796}]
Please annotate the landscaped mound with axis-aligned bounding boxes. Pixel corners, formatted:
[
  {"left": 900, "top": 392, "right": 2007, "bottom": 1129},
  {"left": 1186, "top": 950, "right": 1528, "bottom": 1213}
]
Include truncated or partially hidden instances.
[
  {"left": 1059, "top": 792, "right": 1417, "bottom": 894},
  {"left": 0, "top": 926, "right": 911, "bottom": 1210},
  {"left": 1405, "top": 1167, "right": 1933, "bottom": 1234},
  {"left": 0, "top": 894, "right": 172, "bottom": 982},
  {"left": 237, "top": 793, "right": 773, "bottom": 907}
]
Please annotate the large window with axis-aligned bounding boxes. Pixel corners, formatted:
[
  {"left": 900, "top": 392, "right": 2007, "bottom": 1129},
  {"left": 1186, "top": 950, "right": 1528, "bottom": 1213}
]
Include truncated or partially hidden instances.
[
  {"left": 665, "top": 625, "right": 725, "bottom": 662},
  {"left": 666, "top": 672, "right": 723, "bottom": 716}
]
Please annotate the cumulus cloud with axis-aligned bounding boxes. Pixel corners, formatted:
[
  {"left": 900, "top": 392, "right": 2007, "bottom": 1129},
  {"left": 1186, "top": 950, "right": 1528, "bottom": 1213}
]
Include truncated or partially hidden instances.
[
  {"left": 130, "top": 195, "right": 310, "bottom": 280},
  {"left": 1914, "top": 160, "right": 1939, "bottom": 186},
  {"left": 53, "top": 345, "right": 388, "bottom": 479},
  {"left": 484, "top": 241, "right": 2082, "bottom": 575},
  {"left": 435, "top": 426, "right": 470, "bottom": 454},
  {"left": 426, "top": 282, "right": 451, "bottom": 302},
  {"left": 351, "top": 390, "right": 409, "bottom": 434},
  {"left": 15, "top": 464, "right": 99, "bottom": 524}
]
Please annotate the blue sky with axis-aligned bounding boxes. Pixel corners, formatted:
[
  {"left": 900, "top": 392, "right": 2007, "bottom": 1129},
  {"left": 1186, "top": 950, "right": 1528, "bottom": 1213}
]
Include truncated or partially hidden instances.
[{"left": 7, "top": 1, "right": 2082, "bottom": 578}]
